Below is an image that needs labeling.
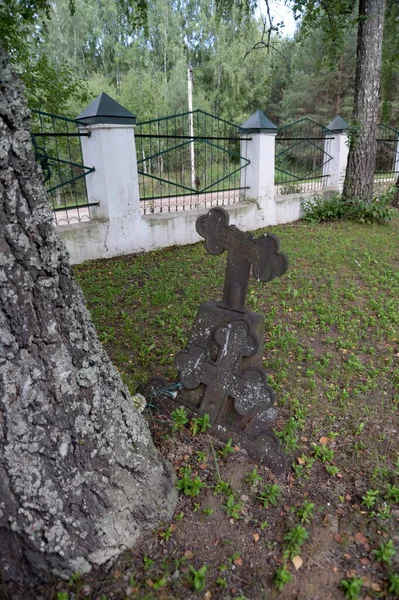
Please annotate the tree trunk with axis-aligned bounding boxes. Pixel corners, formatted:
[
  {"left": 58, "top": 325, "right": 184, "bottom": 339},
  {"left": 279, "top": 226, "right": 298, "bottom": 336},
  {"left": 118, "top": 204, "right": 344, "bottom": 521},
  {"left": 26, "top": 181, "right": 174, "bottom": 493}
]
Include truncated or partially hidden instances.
[
  {"left": 392, "top": 174, "right": 399, "bottom": 207},
  {"left": 342, "top": 0, "right": 386, "bottom": 201},
  {"left": 0, "top": 46, "right": 177, "bottom": 586}
]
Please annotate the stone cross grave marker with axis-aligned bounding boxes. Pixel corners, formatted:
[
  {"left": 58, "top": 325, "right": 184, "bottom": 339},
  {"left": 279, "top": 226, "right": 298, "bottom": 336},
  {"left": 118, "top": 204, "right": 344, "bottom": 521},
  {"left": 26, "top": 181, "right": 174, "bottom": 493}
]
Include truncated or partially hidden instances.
[
  {"left": 145, "top": 207, "right": 289, "bottom": 474},
  {"left": 196, "top": 206, "right": 288, "bottom": 312},
  {"left": 175, "top": 319, "right": 273, "bottom": 422}
]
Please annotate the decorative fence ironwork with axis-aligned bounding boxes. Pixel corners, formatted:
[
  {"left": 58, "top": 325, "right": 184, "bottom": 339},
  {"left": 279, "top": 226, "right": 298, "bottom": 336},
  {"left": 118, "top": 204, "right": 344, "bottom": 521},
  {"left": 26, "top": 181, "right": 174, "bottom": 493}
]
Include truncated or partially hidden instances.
[
  {"left": 374, "top": 124, "right": 399, "bottom": 193},
  {"left": 31, "top": 110, "right": 95, "bottom": 225},
  {"left": 135, "top": 110, "right": 250, "bottom": 214},
  {"left": 275, "top": 118, "right": 334, "bottom": 195}
]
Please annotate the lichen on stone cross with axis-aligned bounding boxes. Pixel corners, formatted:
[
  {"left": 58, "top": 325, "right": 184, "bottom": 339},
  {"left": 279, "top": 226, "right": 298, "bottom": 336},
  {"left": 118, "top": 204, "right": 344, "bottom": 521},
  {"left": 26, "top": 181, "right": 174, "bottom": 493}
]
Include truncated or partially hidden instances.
[
  {"left": 196, "top": 207, "right": 288, "bottom": 312},
  {"left": 175, "top": 319, "right": 274, "bottom": 423}
]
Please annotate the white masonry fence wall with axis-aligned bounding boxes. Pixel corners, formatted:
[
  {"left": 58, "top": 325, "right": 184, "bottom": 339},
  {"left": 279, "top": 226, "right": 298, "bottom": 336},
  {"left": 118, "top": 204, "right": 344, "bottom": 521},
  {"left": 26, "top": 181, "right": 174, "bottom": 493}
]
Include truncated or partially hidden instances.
[{"left": 55, "top": 100, "right": 351, "bottom": 265}]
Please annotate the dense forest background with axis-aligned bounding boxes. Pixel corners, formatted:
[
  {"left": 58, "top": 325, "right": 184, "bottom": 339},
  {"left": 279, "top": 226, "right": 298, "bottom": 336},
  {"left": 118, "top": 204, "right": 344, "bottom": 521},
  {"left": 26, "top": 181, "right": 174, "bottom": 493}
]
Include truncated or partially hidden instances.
[{"left": 12, "top": 0, "right": 399, "bottom": 128}]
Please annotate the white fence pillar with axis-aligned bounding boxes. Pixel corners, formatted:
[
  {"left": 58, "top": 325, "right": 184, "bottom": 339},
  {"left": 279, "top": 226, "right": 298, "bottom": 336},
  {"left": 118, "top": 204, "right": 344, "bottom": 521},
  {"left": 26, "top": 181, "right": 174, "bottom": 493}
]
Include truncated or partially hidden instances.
[
  {"left": 323, "top": 116, "right": 349, "bottom": 192},
  {"left": 76, "top": 93, "right": 141, "bottom": 255},
  {"left": 240, "top": 110, "right": 277, "bottom": 224}
]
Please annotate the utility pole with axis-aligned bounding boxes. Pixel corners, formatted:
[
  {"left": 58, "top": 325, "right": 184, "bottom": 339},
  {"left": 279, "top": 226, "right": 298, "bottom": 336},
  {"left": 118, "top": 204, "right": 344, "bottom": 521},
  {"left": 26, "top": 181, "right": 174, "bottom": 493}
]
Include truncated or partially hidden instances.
[{"left": 187, "top": 65, "right": 196, "bottom": 190}]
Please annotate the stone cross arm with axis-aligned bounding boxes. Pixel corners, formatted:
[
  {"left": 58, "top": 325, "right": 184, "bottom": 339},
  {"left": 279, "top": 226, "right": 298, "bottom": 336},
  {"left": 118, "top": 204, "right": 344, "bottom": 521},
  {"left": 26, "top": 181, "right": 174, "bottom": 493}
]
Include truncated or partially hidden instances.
[{"left": 196, "top": 207, "right": 288, "bottom": 311}]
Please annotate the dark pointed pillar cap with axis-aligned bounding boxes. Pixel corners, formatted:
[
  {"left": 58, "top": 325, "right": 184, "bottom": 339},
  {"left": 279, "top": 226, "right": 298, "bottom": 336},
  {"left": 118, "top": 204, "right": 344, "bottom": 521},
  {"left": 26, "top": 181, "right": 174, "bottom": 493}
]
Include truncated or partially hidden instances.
[
  {"left": 327, "top": 116, "right": 349, "bottom": 132},
  {"left": 241, "top": 110, "right": 277, "bottom": 133},
  {"left": 76, "top": 92, "right": 136, "bottom": 125}
]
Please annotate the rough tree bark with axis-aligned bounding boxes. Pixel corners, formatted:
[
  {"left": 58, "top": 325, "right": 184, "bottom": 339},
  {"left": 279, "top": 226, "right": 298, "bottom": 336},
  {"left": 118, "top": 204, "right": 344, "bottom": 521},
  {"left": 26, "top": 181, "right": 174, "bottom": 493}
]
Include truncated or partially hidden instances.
[
  {"left": 0, "top": 46, "right": 177, "bottom": 585},
  {"left": 343, "top": 0, "right": 386, "bottom": 202}
]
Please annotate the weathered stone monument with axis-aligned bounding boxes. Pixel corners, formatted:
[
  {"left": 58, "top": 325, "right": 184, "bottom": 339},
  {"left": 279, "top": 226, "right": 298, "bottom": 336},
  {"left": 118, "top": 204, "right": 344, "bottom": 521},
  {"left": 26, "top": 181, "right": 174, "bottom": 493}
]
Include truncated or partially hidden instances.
[{"left": 147, "top": 207, "right": 288, "bottom": 474}]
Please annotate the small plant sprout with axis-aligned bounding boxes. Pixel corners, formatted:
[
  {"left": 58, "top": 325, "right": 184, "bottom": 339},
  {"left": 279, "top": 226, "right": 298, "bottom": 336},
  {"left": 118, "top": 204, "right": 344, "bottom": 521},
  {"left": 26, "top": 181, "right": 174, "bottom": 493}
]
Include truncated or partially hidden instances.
[
  {"left": 190, "top": 413, "right": 211, "bottom": 435},
  {"left": 283, "top": 525, "right": 309, "bottom": 559},
  {"left": 325, "top": 465, "right": 340, "bottom": 477},
  {"left": 388, "top": 573, "right": 399, "bottom": 595},
  {"left": 274, "top": 564, "right": 292, "bottom": 590},
  {"left": 188, "top": 564, "right": 208, "bottom": 591},
  {"left": 297, "top": 501, "right": 315, "bottom": 524},
  {"left": 171, "top": 406, "right": 189, "bottom": 432},
  {"left": 143, "top": 555, "right": 154, "bottom": 570},
  {"left": 373, "top": 539, "right": 396, "bottom": 565},
  {"left": 312, "top": 443, "right": 334, "bottom": 463},
  {"left": 176, "top": 466, "right": 206, "bottom": 497},
  {"left": 213, "top": 479, "right": 232, "bottom": 496},
  {"left": 221, "top": 494, "right": 244, "bottom": 519},
  {"left": 257, "top": 483, "right": 281, "bottom": 508},
  {"left": 216, "top": 576, "right": 227, "bottom": 587},
  {"left": 196, "top": 450, "right": 207, "bottom": 463},
  {"left": 159, "top": 525, "right": 173, "bottom": 541},
  {"left": 386, "top": 484, "right": 399, "bottom": 504},
  {"left": 152, "top": 576, "right": 167, "bottom": 590},
  {"left": 245, "top": 467, "right": 262, "bottom": 486},
  {"left": 219, "top": 438, "right": 235, "bottom": 458},
  {"left": 361, "top": 489, "right": 379, "bottom": 509},
  {"left": 260, "top": 520, "right": 270, "bottom": 530},
  {"left": 203, "top": 507, "right": 213, "bottom": 516},
  {"left": 174, "top": 511, "right": 184, "bottom": 521},
  {"left": 341, "top": 575, "right": 363, "bottom": 600}
]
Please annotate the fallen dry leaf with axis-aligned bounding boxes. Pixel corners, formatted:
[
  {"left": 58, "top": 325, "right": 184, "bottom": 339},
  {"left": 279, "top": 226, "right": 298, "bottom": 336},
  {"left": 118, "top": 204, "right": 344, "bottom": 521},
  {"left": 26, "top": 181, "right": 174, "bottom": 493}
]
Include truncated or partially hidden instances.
[
  {"left": 170, "top": 523, "right": 176, "bottom": 532},
  {"left": 199, "top": 463, "right": 208, "bottom": 470},
  {"left": 253, "top": 533, "right": 260, "bottom": 543},
  {"left": 343, "top": 553, "right": 352, "bottom": 560},
  {"left": 346, "top": 570, "right": 357, "bottom": 578},
  {"left": 184, "top": 550, "right": 194, "bottom": 559},
  {"left": 333, "top": 534, "right": 343, "bottom": 543},
  {"left": 292, "top": 555, "right": 303, "bottom": 570},
  {"left": 354, "top": 532, "right": 368, "bottom": 545},
  {"left": 360, "top": 558, "right": 370, "bottom": 565},
  {"left": 233, "top": 557, "right": 243, "bottom": 567},
  {"left": 297, "top": 456, "right": 305, "bottom": 465},
  {"left": 204, "top": 591, "right": 212, "bottom": 600},
  {"left": 319, "top": 436, "right": 329, "bottom": 445}
]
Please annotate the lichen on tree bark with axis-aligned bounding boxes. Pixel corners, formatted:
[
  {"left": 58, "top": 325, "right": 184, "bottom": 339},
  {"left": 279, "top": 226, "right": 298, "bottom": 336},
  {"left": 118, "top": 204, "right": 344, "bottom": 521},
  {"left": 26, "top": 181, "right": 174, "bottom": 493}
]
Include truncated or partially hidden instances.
[{"left": 0, "top": 46, "right": 177, "bottom": 585}]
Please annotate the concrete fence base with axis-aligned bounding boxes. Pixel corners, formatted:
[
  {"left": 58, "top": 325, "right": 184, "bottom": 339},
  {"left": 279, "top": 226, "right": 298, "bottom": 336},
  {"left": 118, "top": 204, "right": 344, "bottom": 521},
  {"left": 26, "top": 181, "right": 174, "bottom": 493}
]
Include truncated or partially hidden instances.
[{"left": 56, "top": 99, "right": 350, "bottom": 265}]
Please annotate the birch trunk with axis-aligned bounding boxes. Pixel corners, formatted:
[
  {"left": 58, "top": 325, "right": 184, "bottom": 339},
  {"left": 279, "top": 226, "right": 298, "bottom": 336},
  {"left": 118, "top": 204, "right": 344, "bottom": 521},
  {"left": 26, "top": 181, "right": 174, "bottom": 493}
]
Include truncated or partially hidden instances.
[{"left": 0, "top": 46, "right": 177, "bottom": 585}]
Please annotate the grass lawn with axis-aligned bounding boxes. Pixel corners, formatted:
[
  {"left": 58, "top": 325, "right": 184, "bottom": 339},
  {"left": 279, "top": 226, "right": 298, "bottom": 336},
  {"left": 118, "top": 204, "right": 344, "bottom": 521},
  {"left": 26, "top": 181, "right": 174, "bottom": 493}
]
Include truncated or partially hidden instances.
[{"left": 9, "top": 215, "right": 397, "bottom": 600}]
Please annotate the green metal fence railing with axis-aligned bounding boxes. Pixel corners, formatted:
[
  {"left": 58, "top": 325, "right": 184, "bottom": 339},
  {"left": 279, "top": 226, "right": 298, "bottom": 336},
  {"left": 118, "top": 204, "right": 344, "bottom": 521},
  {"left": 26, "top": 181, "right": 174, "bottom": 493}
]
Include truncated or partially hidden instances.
[
  {"left": 275, "top": 118, "right": 334, "bottom": 195},
  {"left": 31, "top": 110, "right": 96, "bottom": 225},
  {"left": 135, "top": 110, "right": 250, "bottom": 214}
]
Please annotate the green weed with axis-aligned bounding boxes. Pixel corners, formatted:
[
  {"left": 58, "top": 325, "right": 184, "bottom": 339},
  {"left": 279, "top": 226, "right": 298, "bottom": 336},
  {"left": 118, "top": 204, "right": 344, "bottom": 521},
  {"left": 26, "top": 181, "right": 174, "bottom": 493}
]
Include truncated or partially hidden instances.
[
  {"left": 257, "top": 484, "right": 281, "bottom": 508},
  {"left": 341, "top": 576, "right": 363, "bottom": 599},
  {"left": 274, "top": 564, "right": 292, "bottom": 590}
]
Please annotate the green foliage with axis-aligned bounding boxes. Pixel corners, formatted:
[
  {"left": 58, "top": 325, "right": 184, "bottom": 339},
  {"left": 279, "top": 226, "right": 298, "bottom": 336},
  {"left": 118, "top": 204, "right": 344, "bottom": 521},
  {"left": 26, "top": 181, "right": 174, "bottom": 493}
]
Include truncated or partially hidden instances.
[
  {"left": 219, "top": 438, "right": 235, "bottom": 458},
  {"left": 171, "top": 406, "right": 189, "bottom": 432},
  {"left": 274, "top": 564, "right": 292, "bottom": 590},
  {"left": 388, "top": 573, "right": 399, "bottom": 595},
  {"left": 176, "top": 466, "right": 205, "bottom": 497},
  {"left": 341, "top": 576, "right": 363, "bottom": 600},
  {"left": 190, "top": 413, "right": 211, "bottom": 435},
  {"left": 245, "top": 467, "right": 262, "bottom": 486},
  {"left": 297, "top": 501, "right": 315, "bottom": 524},
  {"left": 302, "top": 193, "right": 394, "bottom": 224},
  {"left": 373, "top": 539, "right": 396, "bottom": 565},
  {"left": 361, "top": 489, "right": 379, "bottom": 510},
  {"left": 221, "top": 494, "right": 244, "bottom": 519},
  {"left": 312, "top": 443, "right": 334, "bottom": 463},
  {"left": 188, "top": 564, "right": 207, "bottom": 591},
  {"left": 283, "top": 525, "right": 309, "bottom": 559},
  {"left": 386, "top": 484, "right": 399, "bottom": 504},
  {"left": 257, "top": 484, "right": 281, "bottom": 508},
  {"left": 213, "top": 479, "right": 232, "bottom": 496}
]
